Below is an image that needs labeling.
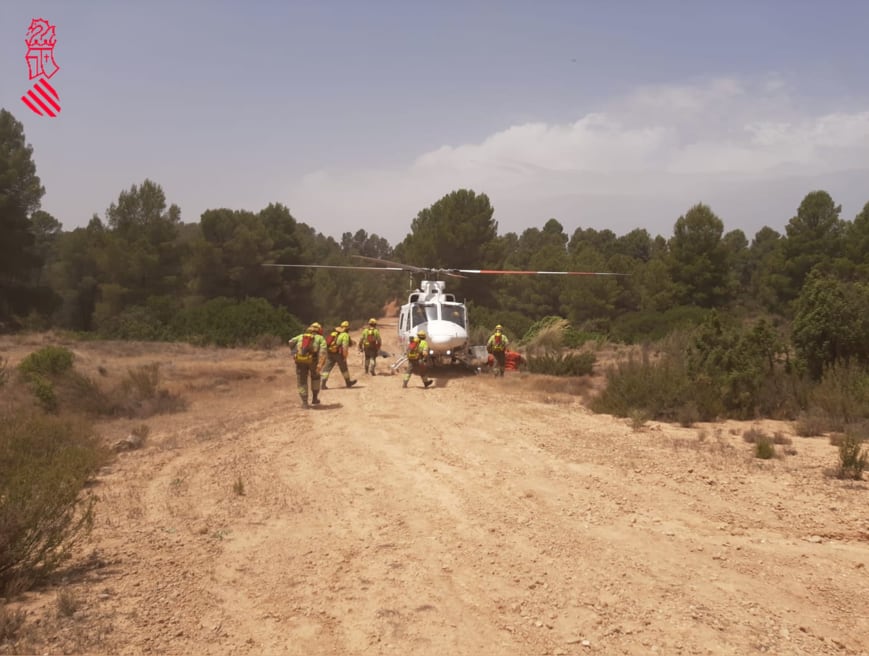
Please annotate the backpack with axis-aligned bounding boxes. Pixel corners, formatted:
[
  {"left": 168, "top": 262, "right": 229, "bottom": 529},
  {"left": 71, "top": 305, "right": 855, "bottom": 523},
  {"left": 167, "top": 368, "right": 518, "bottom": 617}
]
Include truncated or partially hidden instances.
[
  {"left": 491, "top": 333, "right": 505, "bottom": 352},
  {"left": 407, "top": 338, "right": 421, "bottom": 361},
  {"left": 326, "top": 330, "right": 340, "bottom": 354},
  {"left": 365, "top": 329, "right": 379, "bottom": 349},
  {"left": 294, "top": 332, "right": 316, "bottom": 364}
]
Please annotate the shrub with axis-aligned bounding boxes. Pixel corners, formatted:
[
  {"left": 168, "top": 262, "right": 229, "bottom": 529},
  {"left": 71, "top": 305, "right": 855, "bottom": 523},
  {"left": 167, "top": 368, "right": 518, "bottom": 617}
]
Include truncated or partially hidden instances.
[
  {"left": 795, "top": 411, "right": 827, "bottom": 437},
  {"left": 28, "top": 374, "right": 58, "bottom": 412},
  {"left": 563, "top": 328, "right": 607, "bottom": 349},
  {"left": 113, "top": 364, "right": 187, "bottom": 418},
  {"left": 170, "top": 297, "right": 303, "bottom": 347},
  {"left": 808, "top": 362, "right": 869, "bottom": 430},
  {"left": 17, "top": 346, "right": 75, "bottom": 378},
  {"left": 837, "top": 430, "right": 867, "bottom": 480},
  {"left": 0, "top": 606, "right": 25, "bottom": 642},
  {"left": 56, "top": 588, "right": 80, "bottom": 618},
  {"left": 0, "top": 356, "right": 8, "bottom": 387},
  {"left": 591, "top": 330, "right": 727, "bottom": 422},
  {"left": 0, "top": 410, "right": 109, "bottom": 596},
  {"left": 95, "top": 304, "right": 168, "bottom": 341},
  {"left": 754, "top": 435, "right": 776, "bottom": 459},
  {"left": 743, "top": 428, "right": 777, "bottom": 458},
  {"left": 526, "top": 351, "right": 595, "bottom": 377}
]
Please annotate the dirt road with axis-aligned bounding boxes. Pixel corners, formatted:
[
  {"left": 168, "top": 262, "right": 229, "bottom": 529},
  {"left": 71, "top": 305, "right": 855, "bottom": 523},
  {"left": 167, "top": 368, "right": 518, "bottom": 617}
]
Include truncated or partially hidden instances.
[{"left": 2, "top": 328, "right": 868, "bottom": 655}]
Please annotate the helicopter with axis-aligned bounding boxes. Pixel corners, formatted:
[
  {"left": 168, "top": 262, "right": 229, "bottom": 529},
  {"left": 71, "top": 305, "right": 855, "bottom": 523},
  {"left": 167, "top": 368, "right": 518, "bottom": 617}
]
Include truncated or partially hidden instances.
[{"left": 264, "top": 256, "right": 628, "bottom": 369}]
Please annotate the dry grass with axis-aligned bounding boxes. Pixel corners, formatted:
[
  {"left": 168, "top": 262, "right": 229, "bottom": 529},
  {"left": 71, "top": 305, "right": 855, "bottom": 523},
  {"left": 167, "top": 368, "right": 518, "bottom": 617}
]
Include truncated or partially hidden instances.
[
  {"left": 524, "top": 319, "right": 569, "bottom": 356},
  {"left": 0, "top": 606, "right": 25, "bottom": 643}
]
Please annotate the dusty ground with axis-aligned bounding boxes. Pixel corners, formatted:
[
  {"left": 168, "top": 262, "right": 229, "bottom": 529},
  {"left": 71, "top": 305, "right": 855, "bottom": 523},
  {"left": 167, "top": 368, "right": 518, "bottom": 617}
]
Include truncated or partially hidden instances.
[{"left": 1, "top": 324, "right": 868, "bottom": 656}]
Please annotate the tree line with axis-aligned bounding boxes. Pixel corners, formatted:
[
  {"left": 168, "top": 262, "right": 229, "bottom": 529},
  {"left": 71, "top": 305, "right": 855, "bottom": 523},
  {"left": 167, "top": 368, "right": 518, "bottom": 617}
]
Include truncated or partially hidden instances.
[{"left": 2, "top": 107, "right": 868, "bottom": 380}]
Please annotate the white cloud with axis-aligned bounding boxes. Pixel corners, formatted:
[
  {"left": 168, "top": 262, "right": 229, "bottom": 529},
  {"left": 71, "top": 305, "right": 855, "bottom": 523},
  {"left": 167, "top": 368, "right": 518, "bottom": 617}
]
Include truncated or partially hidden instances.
[{"left": 286, "top": 77, "right": 869, "bottom": 244}]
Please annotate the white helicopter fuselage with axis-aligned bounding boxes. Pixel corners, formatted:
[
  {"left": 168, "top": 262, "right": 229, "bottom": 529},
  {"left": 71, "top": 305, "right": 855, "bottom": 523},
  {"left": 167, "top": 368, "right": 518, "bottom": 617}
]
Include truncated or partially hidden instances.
[{"left": 397, "top": 281, "right": 469, "bottom": 364}]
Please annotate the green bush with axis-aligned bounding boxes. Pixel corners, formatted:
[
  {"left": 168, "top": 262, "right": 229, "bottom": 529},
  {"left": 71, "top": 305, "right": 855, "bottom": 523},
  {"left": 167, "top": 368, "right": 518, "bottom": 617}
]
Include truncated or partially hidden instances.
[
  {"left": 563, "top": 328, "right": 607, "bottom": 349},
  {"left": 95, "top": 304, "right": 168, "bottom": 341},
  {"left": 28, "top": 374, "right": 58, "bottom": 412},
  {"left": 17, "top": 346, "right": 75, "bottom": 377},
  {"left": 837, "top": 430, "right": 867, "bottom": 480},
  {"left": 754, "top": 435, "right": 776, "bottom": 459},
  {"left": 590, "top": 346, "right": 705, "bottom": 421},
  {"left": 0, "top": 410, "right": 109, "bottom": 595},
  {"left": 170, "top": 297, "right": 303, "bottom": 347},
  {"left": 685, "top": 313, "right": 789, "bottom": 419},
  {"left": 526, "top": 352, "right": 595, "bottom": 377}
]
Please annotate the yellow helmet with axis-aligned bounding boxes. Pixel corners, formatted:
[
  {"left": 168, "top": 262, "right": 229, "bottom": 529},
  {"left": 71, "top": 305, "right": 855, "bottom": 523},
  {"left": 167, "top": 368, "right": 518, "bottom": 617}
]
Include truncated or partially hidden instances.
[
  {"left": 307, "top": 324, "right": 318, "bottom": 333},
  {"left": 368, "top": 318, "right": 377, "bottom": 326},
  {"left": 417, "top": 329, "right": 426, "bottom": 338},
  {"left": 495, "top": 324, "right": 503, "bottom": 331},
  {"left": 340, "top": 320, "right": 350, "bottom": 328}
]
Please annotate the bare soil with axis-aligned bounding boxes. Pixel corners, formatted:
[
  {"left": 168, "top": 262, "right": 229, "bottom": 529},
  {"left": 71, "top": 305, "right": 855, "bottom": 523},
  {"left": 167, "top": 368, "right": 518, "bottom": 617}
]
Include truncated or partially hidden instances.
[{"left": 1, "top": 326, "right": 868, "bottom": 656}]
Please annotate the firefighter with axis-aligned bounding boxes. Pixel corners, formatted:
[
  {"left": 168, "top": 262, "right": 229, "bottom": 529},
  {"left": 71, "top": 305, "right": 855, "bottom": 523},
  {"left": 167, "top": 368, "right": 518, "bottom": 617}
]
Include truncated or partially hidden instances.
[
  {"left": 403, "top": 329, "right": 434, "bottom": 389},
  {"left": 288, "top": 323, "right": 327, "bottom": 408},
  {"left": 486, "top": 324, "right": 510, "bottom": 377},
  {"left": 358, "top": 317, "right": 382, "bottom": 375},
  {"left": 321, "top": 321, "right": 357, "bottom": 389}
]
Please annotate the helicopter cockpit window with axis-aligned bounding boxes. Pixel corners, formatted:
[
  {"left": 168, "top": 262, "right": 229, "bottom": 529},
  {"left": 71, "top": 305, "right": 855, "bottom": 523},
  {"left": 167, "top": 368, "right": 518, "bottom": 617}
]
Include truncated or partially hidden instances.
[
  {"left": 444, "top": 305, "right": 465, "bottom": 328},
  {"left": 412, "top": 304, "right": 428, "bottom": 326}
]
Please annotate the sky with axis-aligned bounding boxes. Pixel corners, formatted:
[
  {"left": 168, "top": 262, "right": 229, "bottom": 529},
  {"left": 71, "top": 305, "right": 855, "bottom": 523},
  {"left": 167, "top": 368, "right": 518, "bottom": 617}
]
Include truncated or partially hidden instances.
[{"left": 2, "top": 1, "right": 869, "bottom": 247}]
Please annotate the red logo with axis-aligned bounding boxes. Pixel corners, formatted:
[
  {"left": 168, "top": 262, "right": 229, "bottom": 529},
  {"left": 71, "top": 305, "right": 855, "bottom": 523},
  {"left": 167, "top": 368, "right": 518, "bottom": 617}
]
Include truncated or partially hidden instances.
[{"left": 21, "top": 18, "right": 61, "bottom": 117}]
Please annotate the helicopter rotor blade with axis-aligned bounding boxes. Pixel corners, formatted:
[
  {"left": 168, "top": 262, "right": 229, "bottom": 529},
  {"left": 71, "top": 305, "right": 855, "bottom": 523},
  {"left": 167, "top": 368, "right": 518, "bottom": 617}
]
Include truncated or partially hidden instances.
[
  {"left": 352, "top": 255, "right": 425, "bottom": 272},
  {"left": 451, "top": 268, "right": 630, "bottom": 276},
  {"left": 263, "top": 263, "right": 406, "bottom": 272},
  {"left": 265, "top": 258, "right": 628, "bottom": 277}
]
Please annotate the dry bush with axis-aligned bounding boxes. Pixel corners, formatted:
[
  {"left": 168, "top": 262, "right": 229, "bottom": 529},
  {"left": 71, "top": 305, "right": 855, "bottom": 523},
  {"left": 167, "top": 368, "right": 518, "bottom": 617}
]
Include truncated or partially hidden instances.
[
  {"left": 677, "top": 401, "right": 700, "bottom": 427},
  {"left": 524, "top": 319, "right": 568, "bottom": 356},
  {"left": 112, "top": 364, "right": 187, "bottom": 418},
  {"left": 742, "top": 427, "right": 765, "bottom": 443},
  {"left": 0, "top": 410, "right": 109, "bottom": 596},
  {"left": 795, "top": 411, "right": 827, "bottom": 437},
  {"left": 772, "top": 431, "right": 792, "bottom": 445},
  {"left": 837, "top": 430, "right": 867, "bottom": 480},
  {"left": 533, "top": 375, "right": 593, "bottom": 398},
  {"left": 55, "top": 588, "right": 80, "bottom": 618},
  {"left": 0, "top": 605, "right": 25, "bottom": 643},
  {"left": 810, "top": 362, "right": 869, "bottom": 429}
]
